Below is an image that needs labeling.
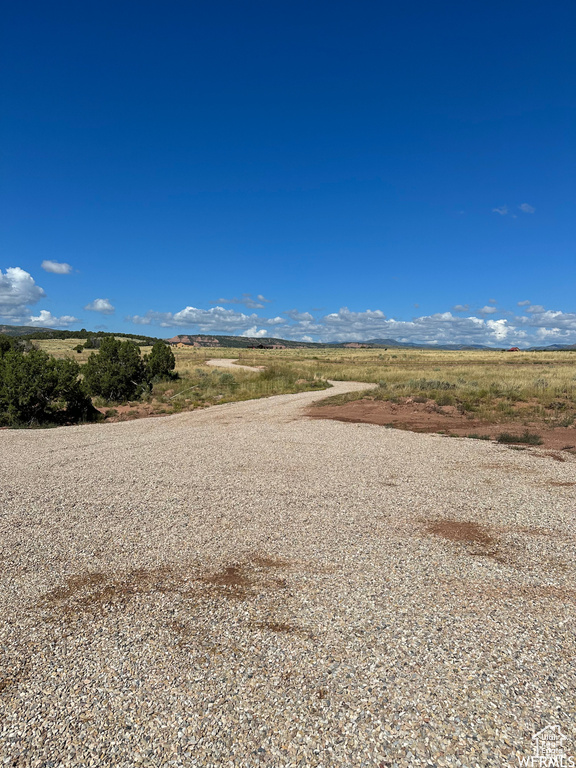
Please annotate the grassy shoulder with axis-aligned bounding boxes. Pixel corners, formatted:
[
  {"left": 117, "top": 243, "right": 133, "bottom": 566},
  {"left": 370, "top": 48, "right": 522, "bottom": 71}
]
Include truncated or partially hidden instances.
[
  {"left": 26, "top": 340, "right": 576, "bottom": 430},
  {"left": 134, "top": 362, "right": 330, "bottom": 419},
  {"left": 293, "top": 349, "right": 576, "bottom": 428},
  {"left": 22, "top": 340, "right": 327, "bottom": 422}
]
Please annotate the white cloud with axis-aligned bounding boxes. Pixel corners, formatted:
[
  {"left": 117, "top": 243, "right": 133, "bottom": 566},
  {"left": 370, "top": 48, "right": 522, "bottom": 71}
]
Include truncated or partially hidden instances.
[
  {"left": 518, "top": 203, "right": 535, "bottom": 214},
  {"left": 488, "top": 298, "right": 497, "bottom": 304},
  {"left": 84, "top": 298, "right": 115, "bottom": 315},
  {"left": 452, "top": 304, "right": 469, "bottom": 312},
  {"left": 128, "top": 301, "right": 576, "bottom": 348},
  {"left": 0, "top": 267, "right": 46, "bottom": 321},
  {"left": 526, "top": 305, "right": 545, "bottom": 314},
  {"left": 41, "top": 260, "right": 73, "bottom": 274},
  {"left": 128, "top": 305, "right": 283, "bottom": 332},
  {"left": 519, "top": 308, "right": 576, "bottom": 328},
  {"left": 478, "top": 306, "right": 498, "bottom": 315},
  {"left": 485, "top": 319, "right": 510, "bottom": 341},
  {"left": 212, "top": 293, "right": 271, "bottom": 309},
  {"left": 517, "top": 300, "right": 531, "bottom": 307},
  {"left": 29, "top": 310, "right": 79, "bottom": 327},
  {"left": 492, "top": 205, "right": 508, "bottom": 215},
  {"left": 240, "top": 327, "right": 268, "bottom": 338},
  {"left": 284, "top": 309, "right": 314, "bottom": 322}
]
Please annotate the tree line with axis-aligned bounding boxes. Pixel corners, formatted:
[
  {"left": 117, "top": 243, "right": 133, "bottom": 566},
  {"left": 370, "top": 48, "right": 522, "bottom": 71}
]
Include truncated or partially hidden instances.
[
  {"left": 0, "top": 335, "right": 175, "bottom": 427},
  {"left": 18, "top": 328, "right": 163, "bottom": 346}
]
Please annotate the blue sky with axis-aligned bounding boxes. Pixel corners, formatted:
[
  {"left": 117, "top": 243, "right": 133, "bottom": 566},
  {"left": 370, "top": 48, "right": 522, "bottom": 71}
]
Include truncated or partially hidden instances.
[{"left": 1, "top": 1, "right": 574, "bottom": 346}]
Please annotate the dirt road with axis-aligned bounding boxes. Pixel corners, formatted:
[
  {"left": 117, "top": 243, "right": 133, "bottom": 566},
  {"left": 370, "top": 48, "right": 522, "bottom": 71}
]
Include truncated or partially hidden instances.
[{"left": 1, "top": 378, "right": 574, "bottom": 766}]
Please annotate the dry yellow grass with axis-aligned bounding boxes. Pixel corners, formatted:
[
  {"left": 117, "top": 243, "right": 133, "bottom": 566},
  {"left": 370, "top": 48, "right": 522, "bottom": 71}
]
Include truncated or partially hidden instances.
[
  {"left": 32, "top": 338, "right": 153, "bottom": 362},
  {"left": 30, "top": 339, "right": 576, "bottom": 425},
  {"left": 236, "top": 347, "right": 576, "bottom": 426}
]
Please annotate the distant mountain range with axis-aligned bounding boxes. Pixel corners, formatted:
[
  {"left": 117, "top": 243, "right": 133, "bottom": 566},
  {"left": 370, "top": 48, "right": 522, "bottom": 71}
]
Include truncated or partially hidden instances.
[
  {"left": 527, "top": 343, "right": 576, "bottom": 351},
  {"left": 1, "top": 326, "right": 575, "bottom": 351},
  {"left": 165, "top": 334, "right": 314, "bottom": 349},
  {"left": 362, "top": 338, "right": 495, "bottom": 350},
  {"left": 0, "top": 325, "right": 50, "bottom": 337},
  {"left": 165, "top": 334, "right": 576, "bottom": 351}
]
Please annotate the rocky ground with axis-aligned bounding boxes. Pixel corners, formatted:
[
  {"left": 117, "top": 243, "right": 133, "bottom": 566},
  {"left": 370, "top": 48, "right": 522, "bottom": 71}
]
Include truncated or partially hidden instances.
[{"left": 1, "top": 376, "right": 575, "bottom": 767}]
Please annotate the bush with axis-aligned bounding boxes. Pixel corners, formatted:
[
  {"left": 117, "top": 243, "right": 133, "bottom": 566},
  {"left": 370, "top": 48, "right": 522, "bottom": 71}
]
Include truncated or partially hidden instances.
[
  {"left": 217, "top": 372, "right": 236, "bottom": 389},
  {"left": 83, "top": 337, "right": 146, "bottom": 401},
  {"left": 0, "top": 347, "right": 93, "bottom": 426},
  {"left": 0, "top": 334, "right": 12, "bottom": 357},
  {"left": 497, "top": 431, "right": 543, "bottom": 445},
  {"left": 145, "top": 342, "right": 175, "bottom": 381}
]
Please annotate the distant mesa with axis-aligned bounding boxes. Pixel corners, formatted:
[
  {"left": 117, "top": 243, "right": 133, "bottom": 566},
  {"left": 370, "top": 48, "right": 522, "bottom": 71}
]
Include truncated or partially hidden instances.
[
  {"left": 164, "top": 334, "right": 576, "bottom": 352},
  {"left": 0, "top": 325, "right": 56, "bottom": 337},
  {"left": 165, "top": 334, "right": 290, "bottom": 349},
  {"left": 166, "top": 334, "right": 220, "bottom": 348},
  {"left": 0, "top": 326, "right": 574, "bottom": 351}
]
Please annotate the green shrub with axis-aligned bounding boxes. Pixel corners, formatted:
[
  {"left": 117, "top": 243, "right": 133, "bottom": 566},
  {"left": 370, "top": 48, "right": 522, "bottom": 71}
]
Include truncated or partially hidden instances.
[
  {"left": 0, "top": 334, "right": 12, "bottom": 357},
  {"left": 83, "top": 337, "right": 146, "bottom": 401},
  {"left": 408, "top": 378, "right": 455, "bottom": 391},
  {"left": 497, "top": 431, "right": 543, "bottom": 445},
  {"left": 145, "top": 342, "right": 175, "bottom": 381},
  {"left": 0, "top": 347, "right": 93, "bottom": 426},
  {"left": 219, "top": 372, "right": 237, "bottom": 389}
]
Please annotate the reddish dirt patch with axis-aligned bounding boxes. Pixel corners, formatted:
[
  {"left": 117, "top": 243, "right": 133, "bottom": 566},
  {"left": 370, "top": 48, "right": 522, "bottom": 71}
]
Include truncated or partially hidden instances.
[
  {"left": 199, "top": 561, "right": 289, "bottom": 600},
  {"left": 40, "top": 567, "right": 181, "bottom": 613},
  {"left": 96, "top": 402, "right": 175, "bottom": 422},
  {"left": 426, "top": 520, "right": 495, "bottom": 547},
  {"left": 40, "top": 557, "right": 294, "bottom": 616},
  {"left": 308, "top": 398, "right": 576, "bottom": 451},
  {"left": 424, "top": 519, "right": 505, "bottom": 562},
  {"left": 253, "top": 620, "right": 312, "bottom": 638},
  {"left": 201, "top": 564, "right": 250, "bottom": 588}
]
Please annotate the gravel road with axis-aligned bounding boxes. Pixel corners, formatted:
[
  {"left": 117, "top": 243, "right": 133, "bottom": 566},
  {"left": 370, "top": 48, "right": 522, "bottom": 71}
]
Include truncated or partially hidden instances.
[
  {"left": 1, "top": 375, "right": 575, "bottom": 767},
  {"left": 205, "top": 359, "right": 265, "bottom": 372}
]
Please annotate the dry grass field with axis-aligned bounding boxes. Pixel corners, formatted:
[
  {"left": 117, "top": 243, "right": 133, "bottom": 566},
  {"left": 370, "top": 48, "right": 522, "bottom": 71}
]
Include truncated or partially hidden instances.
[
  {"left": 31, "top": 337, "right": 153, "bottom": 363},
  {"left": 30, "top": 339, "right": 576, "bottom": 438}
]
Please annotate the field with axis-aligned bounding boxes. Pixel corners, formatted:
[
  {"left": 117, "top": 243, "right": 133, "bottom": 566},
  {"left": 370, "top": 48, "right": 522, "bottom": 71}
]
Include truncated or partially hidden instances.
[
  {"left": 2, "top": 367, "right": 575, "bottom": 765},
  {"left": 4, "top": 341, "right": 576, "bottom": 764},
  {"left": 31, "top": 339, "right": 576, "bottom": 439}
]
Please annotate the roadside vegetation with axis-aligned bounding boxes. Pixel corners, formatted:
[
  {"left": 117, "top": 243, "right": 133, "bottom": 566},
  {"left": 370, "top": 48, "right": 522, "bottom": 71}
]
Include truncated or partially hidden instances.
[
  {"left": 0, "top": 335, "right": 176, "bottom": 427},
  {"left": 3, "top": 337, "right": 576, "bottom": 431},
  {"left": 0, "top": 336, "right": 329, "bottom": 426},
  {"left": 241, "top": 347, "right": 576, "bottom": 429},
  {"left": 0, "top": 336, "right": 94, "bottom": 427}
]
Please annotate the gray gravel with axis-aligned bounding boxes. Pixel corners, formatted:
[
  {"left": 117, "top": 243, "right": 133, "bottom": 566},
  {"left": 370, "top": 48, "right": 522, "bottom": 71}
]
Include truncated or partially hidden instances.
[
  {"left": 205, "top": 358, "right": 265, "bottom": 371},
  {"left": 1, "top": 376, "right": 575, "bottom": 767}
]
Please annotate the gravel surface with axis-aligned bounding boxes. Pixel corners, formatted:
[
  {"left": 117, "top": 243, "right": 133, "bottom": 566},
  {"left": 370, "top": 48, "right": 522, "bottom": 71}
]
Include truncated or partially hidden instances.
[
  {"left": 205, "top": 358, "right": 265, "bottom": 371},
  {"left": 1, "top": 373, "right": 575, "bottom": 767}
]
